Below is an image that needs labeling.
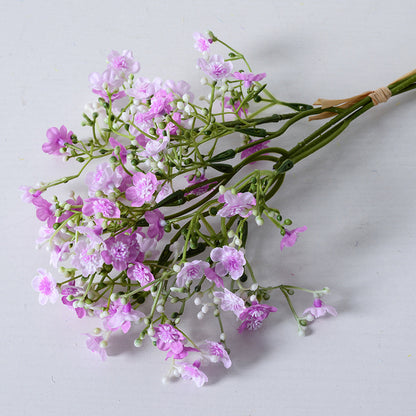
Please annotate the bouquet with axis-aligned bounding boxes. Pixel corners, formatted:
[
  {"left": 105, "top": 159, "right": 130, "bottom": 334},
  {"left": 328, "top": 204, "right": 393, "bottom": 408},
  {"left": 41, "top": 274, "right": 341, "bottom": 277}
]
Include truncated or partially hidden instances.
[{"left": 22, "top": 31, "right": 416, "bottom": 387}]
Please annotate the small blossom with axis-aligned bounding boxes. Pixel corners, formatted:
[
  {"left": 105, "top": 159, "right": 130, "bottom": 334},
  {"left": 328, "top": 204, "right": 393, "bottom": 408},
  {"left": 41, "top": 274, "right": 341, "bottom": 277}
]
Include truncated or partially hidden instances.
[
  {"left": 218, "top": 190, "right": 256, "bottom": 218},
  {"left": 198, "top": 55, "right": 233, "bottom": 80},
  {"left": 176, "top": 361, "right": 208, "bottom": 388},
  {"left": 61, "top": 281, "right": 86, "bottom": 318},
  {"left": 127, "top": 262, "right": 154, "bottom": 290},
  {"left": 42, "top": 125, "right": 73, "bottom": 156},
  {"left": 232, "top": 71, "right": 266, "bottom": 88},
  {"left": 238, "top": 302, "right": 277, "bottom": 333},
  {"left": 193, "top": 32, "right": 211, "bottom": 53},
  {"left": 210, "top": 246, "right": 246, "bottom": 280},
  {"left": 82, "top": 197, "right": 120, "bottom": 223},
  {"left": 154, "top": 324, "right": 186, "bottom": 355},
  {"left": 31, "top": 269, "right": 59, "bottom": 305},
  {"left": 280, "top": 226, "right": 307, "bottom": 250},
  {"left": 213, "top": 288, "right": 246, "bottom": 316},
  {"left": 88, "top": 68, "right": 125, "bottom": 100},
  {"left": 303, "top": 298, "right": 337, "bottom": 319},
  {"left": 125, "top": 171, "right": 159, "bottom": 207},
  {"left": 19, "top": 186, "right": 41, "bottom": 203},
  {"left": 204, "top": 267, "right": 224, "bottom": 288},
  {"left": 199, "top": 340, "right": 231, "bottom": 368},
  {"left": 103, "top": 300, "right": 144, "bottom": 333},
  {"left": 107, "top": 50, "right": 140, "bottom": 77},
  {"left": 32, "top": 196, "right": 56, "bottom": 228},
  {"left": 144, "top": 209, "right": 165, "bottom": 241},
  {"left": 126, "top": 77, "right": 157, "bottom": 100},
  {"left": 101, "top": 233, "right": 139, "bottom": 271},
  {"left": 241, "top": 139, "right": 270, "bottom": 160},
  {"left": 85, "top": 162, "right": 122, "bottom": 197},
  {"left": 85, "top": 334, "right": 107, "bottom": 361},
  {"left": 176, "top": 260, "right": 210, "bottom": 287},
  {"left": 72, "top": 239, "right": 104, "bottom": 277},
  {"left": 109, "top": 137, "right": 127, "bottom": 164}
]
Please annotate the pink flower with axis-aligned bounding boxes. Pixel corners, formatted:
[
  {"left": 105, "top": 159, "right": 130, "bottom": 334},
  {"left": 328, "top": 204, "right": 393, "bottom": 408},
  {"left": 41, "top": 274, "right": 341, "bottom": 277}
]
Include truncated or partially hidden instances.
[
  {"left": 154, "top": 324, "right": 186, "bottom": 355},
  {"left": 198, "top": 55, "right": 233, "bottom": 80},
  {"left": 82, "top": 198, "right": 120, "bottom": 223},
  {"left": 213, "top": 288, "right": 246, "bottom": 316},
  {"left": 144, "top": 209, "right": 165, "bottom": 241},
  {"left": 303, "top": 298, "right": 337, "bottom": 319},
  {"left": 176, "top": 361, "right": 208, "bottom": 388},
  {"left": 19, "top": 186, "right": 41, "bottom": 203},
  {"left": 103, "top": 300, "right": 144, "bottom": 333},
  {"left": 127, "top": 262, "right": 154, "bottom": 290},
  {"left": 218, "top": 190, "right": 256, "bottom": 218},
  {"left": 107, "top": 50, "right": 140, "bottom": 77},
  {"left": 101, "top": 233, "right": 139, "bottom": 271},
  {"left": 125, "top": 171, "right": 159, "bottom": 207},
  {"left": 193, "top": 32, "right": 212, "bottom": 53},
  {"left": 223, "top": 96, "right": 248, "bottom": 118},
  {"left": 31, "top": 269, "right": 59, "bottom": 305},
  {"left": 163, "top": 80, "right": 194, "bottom": 101},
  {"left": 72, "top": 239, "right": 104, "bottom": 277},
  {"left": 150, "top": 89, "right": 174, "bottom": 116},
  {"left": 109, "top": 137, "right": 127, "bottom": 164},
  {"left": 126, "top": 77, "right": 157, "bottom": 100},
  {"left": 199, "top": 341, "right": 231, "bottom": 368},
  {"left": 232, "top": 71, "right": 266, "bottom": 88},
  {"left": 176, "top": 260, "right": 210, "bottom": 287},
  {"left": 237, "top": 302, "right": 277, "bottom": 333},
  {"left": 241, "top": 139, "right": 270, "bottom": 160},
  {"left": 88, "top": 69, "right": 125, "bottom": 100},
  {"left": 185, "top": 173, "right": 216, "bottom": 197},
  {"left": 32, "top": 196, "right": 56, "bottom": 228},
  {"left": 85, "top": 334, "right": 107, "bottom": 361},
  {"left": 210, "top": 246, "right": 246, "bottom": 280},
  {"left": 85, "top": 162, "right": 122, "bottom": 197},
  {"left": 61, "top": 281, "right": 86, "bottom": 318},
  {"left": 42, "top": 125, "right": 73, "bottom": 156},
  {"left": 280, "top": 226, "right": 307, "bottom": 250},
  {"left": 204, "top": 267, "right": 224, "bottom": 288}
]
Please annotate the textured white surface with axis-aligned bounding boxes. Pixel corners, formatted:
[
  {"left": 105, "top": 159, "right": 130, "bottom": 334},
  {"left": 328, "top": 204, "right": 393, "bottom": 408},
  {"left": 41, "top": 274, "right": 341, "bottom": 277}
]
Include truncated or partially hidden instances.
[{"left": 2, "top": 0, "right": 416, "bottom": 415}]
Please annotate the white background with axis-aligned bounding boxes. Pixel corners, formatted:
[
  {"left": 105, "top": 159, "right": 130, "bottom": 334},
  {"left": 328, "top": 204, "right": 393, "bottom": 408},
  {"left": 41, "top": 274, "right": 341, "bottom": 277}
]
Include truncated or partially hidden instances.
[{"left": 2, "top": 0, "right": 416, "bottom": 415}]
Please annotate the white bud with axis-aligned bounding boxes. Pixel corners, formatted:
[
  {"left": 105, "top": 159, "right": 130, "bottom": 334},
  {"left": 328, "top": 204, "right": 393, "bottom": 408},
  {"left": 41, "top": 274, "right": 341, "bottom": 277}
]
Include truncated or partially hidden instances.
[
  {"left": 156, "top": 305, "right": 164, "bottom": 313},
  {"left": 176, "top": 101, "right": 184, "bottom": 110},
  {"left": 147, "top": 327, "right": 155, "bottom": 337},
  {"left": 249, "top": 295, "right": 257, "bottom": 303},
  {"left": 213, "top": 296, "right": 220, "bottom": 305},
  {"left": 255, "top": 217, "right": 264, "bottom": 226},
  {"left": 298, "top": 327, "right": 306, "bottom": 337},
  {"left": 134, "top": 339, "right": 142, "bottom": 348},
  {"left": 305, "top": 313, "right": 314, "bottom": 322},
  {"left": 184, "top": 104, "right": 192, "bottom": 115},
  {"left": 99, "top": 340, "right": 108, "bottom": 348},
  {"left": 197, "top": 311, "right": 204, "bottom": 320},
  {"left": 234, "top": 238, "right": 242, "bottom": 247},
  {"left": 182, "top": 94, "right": 190, "bottom": 103},
  {"left": 93, "top": 328, "right": 102, "bottom": 335},
  {"left": 200, "top": 77, "right": 208, "bottom": 85},
  {"left": 194, "top": 297, "right": 202, "bottom": 306},
  {"left": 173, "top": 264, "right": 181, "bottom": 273},
  {"left": 201, "top": 304, "right": 209, "bottom": 314},
  {"left": 227, "top": 230, "right": 235, "bottom": 238},
  {"left": 100, "top": 310, "right": 109, "bottom": 318},
  {"left": 220, "top": 333, "right": 226, "bottom": 341},
  {"left": 218, "top": 185, "right": 226, "bottom": 194}
]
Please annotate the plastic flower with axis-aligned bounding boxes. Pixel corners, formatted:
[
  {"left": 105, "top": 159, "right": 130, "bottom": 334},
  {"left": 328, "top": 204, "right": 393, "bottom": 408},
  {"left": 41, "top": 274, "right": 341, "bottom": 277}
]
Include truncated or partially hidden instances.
[
  {"left": 193, "top": 32, "right": 212, "bottom": 53},
  {"left": 303, "top": 298, "right": 337, "bottom": 319},
  {"left": 82, "top": 197, "right": 120, "bottom": 222},
  {"left": 176, "top": 260, "right": 210, "bottom": 287},
  {"left": 204, "top": 267, "right": 224, "bottom": 288},
  {"left": 85, "top": 162, "right": 122, "bottom": 197},
  {"left": 154, "top": 324, "right": 186, "bottom": 355},
  {"left": 107, "top": 50, "right": 140, "bottom": 77},
  {"left": 85, "top": 334, "right": 107, "bottom": 361},
  {"left": 72, "top": 239, "right": 104, "bottom": 277},
  {"left": 88, "top": 68, "right": 125, "bottom": 100},
  {"left": 232, "top": 71, "right": 266, "bottom": 88},
  {"left": 176, "top": 361, "right": 208, "bottom": 388},
  {"left": 241, "top": 139, "right": 270, "bottom": 160},
  {"left": 280, "top": 226, "right": 307, "bottom": 250},
  {"left": 125, "top": 171, "right": 158, "bottom": 207},
  {"left": 238, "top": 302, "right": 277, "bottom": 333},
  {"left": 218, "top": 190, "right": 256, "bottom": 218},
  {"left": 127, "top": 262, "right": 154, "bottom": 290},
  {"left": 210, "top": 246, "right": 246, "bottom": 280},
  {"left": 42, "top": 125, "right": 73, "bottom": 156},
  {"left": 197, "top": 55, "right": 233, "bottom": 80},
  {"left": 144, "top": 209, "right": 165, "bottom": 241},
  {"left": 199, "top": 341, "right": 231, "bottom": 368},
  {"left": 61, "top": 281, "right": 86, "bottom": 318},
  {"left": 213, "top": 288, "right": 246, "bottom": 316},
  {"left": 101, "top": 233, "right": 139, "bottom": 271},
  {"left": 103, "top": 300, "right": 144, "bottom": 333},
  {"left": 31, "top": 269, "right": 59, "bottom": 305}
]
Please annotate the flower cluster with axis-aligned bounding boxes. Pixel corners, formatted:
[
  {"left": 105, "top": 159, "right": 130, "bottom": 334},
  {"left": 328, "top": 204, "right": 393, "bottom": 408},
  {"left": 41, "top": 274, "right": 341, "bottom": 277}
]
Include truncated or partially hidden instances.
[{"left": 35, "top": 30, "right": 416, "bottom": 387}]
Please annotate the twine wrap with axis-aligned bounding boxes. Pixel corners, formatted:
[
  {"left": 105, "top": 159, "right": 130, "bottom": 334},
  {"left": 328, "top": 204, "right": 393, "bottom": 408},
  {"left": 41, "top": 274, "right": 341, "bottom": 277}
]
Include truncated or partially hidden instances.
[{"left": 309, "top": 69, "right": 416, "bottom": 121}]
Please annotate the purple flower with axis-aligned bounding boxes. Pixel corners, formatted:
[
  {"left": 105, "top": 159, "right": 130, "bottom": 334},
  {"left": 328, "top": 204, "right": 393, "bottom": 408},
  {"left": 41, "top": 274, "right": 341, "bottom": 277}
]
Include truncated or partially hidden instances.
[
  {"left": 31, "top": 269, "right": 59, "bottom": 305},
  {"left": 150, "top": 89, "right": 174, "bottom": 117},
  {"left": 232, "top": 71, "right": 266, "bottom": 88},
  {"left": 193, "top": 32, "right": 212, "bottom": 53},
  {"left": 101, "top": 233, "right": 139, "bottom": 271},
  {"left": 85, "top": 334, "right": 107, "bottom": 361},
  {"left": 154, "top": 324, "right": 186, "bottom": 355},
  {"left": 199, "top": 341, "right": 231, "bottom": 368},
  {"left": 238, "top": 302, "right": 277, "bottom": 333},
  {"left": 204, "top": 267, "right": 224, "bottom": 288},
  {"left": 210, "top": 246, "right": 246, "bottom": 280},
  {"left": 103, "top": 300, "right": 144, "bottom": 333},
  {"left": 126, "top": 77, "right": 157, "bottom": 100},
  {"left": 125, "top": 171, "right": 158, "bottom": 207},
  {"left": 176, "top": 260, "right": 210, "bottom": 287},
  {"left": 32, "top": 196, "right": 56, "bottom": 228},
  {"left": 107, "top": 50, "right": 140, "bottom": 77},
  {"left": 213, "top": 288, "right": 246, "bottom": 316},
  {"left": 88, "top": 68, "right": 125, "bottom": 100},
  {"left": 61, "top": 281, "right": 86, "bottom": 318},
  {"left": 303, "top": 298, "right": 337, "bottom": 319},
  {"left": 42, "top": 125, "right": 73, "bottom": 156},
  {"left": 241, "top": 139, "right": 270, "bottom": 160},
  {"left": 82, "top": 197, "right": 120, "bottom": 224},
  {"left": 198, "top": 55, "right": 233, "bottom": 80},
  {"left": 176, "top": 361, "right": 208, "bottom": 388},
  {"left": 218, "top": 190, "right": 256, "bottom": 218},
  {"left": 85, "top": 162, "right": 122, "bottom": 197},
  {"left": 127, "top": 262, "right": 154, "bottom": 290},
  {"left": 280, "top": 226, "right": 307, "bottom": 250},
  {"left": 109, "top": 137, "right": 127, "bottom": 164},
  {"left": 19, "top": 186, "right": 41, "bottom": 203},
  {"left": 185, "top": 173, "right": 216, "bottom": 197},
  {"left": 144, "top": 209, "right": 165, "bottom": 241},
  {"left": 72, "top": 239, "right": 104, "bottom": 277},
  {"left": 223, "top": 96, "right": 248, "bottom": 118},
  {"left": 163, "top": 80, "right": 194, "bottom": 101}
]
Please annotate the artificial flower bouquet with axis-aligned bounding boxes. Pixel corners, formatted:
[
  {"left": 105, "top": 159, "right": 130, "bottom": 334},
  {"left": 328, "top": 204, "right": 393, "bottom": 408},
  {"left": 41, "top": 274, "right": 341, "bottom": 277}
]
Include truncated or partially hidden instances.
[{"left": 22, "top": 31, "right": 416, "bottom": 387}]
